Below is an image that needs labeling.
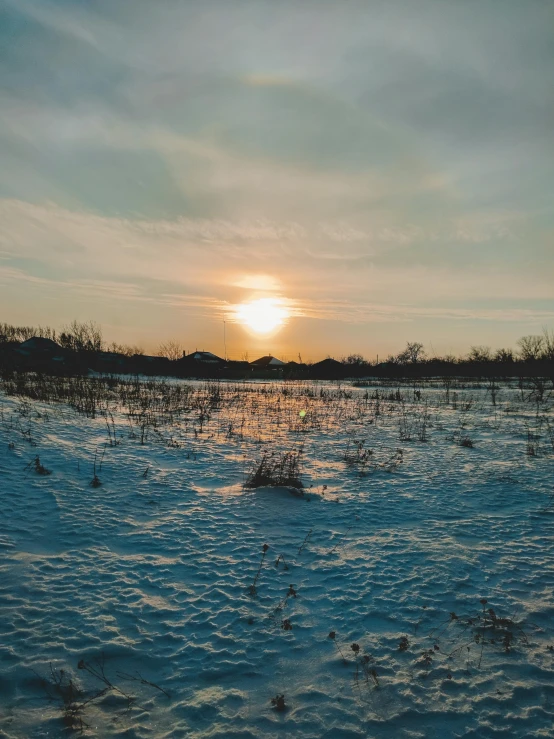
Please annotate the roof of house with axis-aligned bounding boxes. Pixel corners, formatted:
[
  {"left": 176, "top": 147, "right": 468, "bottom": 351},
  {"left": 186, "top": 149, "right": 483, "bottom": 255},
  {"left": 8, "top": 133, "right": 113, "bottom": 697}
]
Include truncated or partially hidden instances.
[
  {"left": 139, "top": 354, "right": 170, "bottom": 363},
  {"left": 97, "top": 351, "right": 125, "bottom": 360},
  {"left": 309, "top": 357, "right": 347, "bottom": 378},
  {"left": 18, "top": 337, "right": 63, "bottom": 353},
  {"left": 250, "top": 355, "right": 285, "bottom": 367},
  {"left": 184, "top": 351, "right": 224, "bottom": 363},
  {"left": 311, "top": 357, "right": 343, "bottom": 368}
]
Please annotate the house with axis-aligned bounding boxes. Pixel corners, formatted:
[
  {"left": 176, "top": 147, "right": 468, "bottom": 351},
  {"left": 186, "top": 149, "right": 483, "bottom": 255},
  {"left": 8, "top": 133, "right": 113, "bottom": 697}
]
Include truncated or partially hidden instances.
[
  {"left": 184, "top": 351, "right": 225, "bottom": 364},
  {"left": 95, "top": 351, "right": 127, "bottom": 370},
  {"left": 17, "top": 337, "right": 65, "bottom": 356},
  {"left": 250, "top": 355, "right": 285, "bottom": 368},
  {"left": 13, "top": 336, "right": 74, "bottom": 373},
  {"left": 176, "top": 350, "right": 225, "bottom": 378},
  {"left": 282, "top": 360, "right": 309, "bottom": 379},
  {"left": 309, "top": 357, "right": 347, "bottom": 379}
]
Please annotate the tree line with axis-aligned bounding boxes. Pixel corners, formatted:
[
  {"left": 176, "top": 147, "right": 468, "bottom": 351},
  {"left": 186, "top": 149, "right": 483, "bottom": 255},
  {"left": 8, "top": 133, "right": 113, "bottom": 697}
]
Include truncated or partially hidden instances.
[
  {"left": 341, "top": 330, "right": 554, "bottom": 368},
  {"left": 1, "top": 320, "right": 553, "bottom": 373}
]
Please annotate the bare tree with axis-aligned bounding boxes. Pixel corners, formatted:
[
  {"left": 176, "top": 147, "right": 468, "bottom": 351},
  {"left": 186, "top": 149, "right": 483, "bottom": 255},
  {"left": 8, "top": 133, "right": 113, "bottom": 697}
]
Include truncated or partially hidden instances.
[
  {"left": 157, "top": 340, "right": 183, "bottom": 361},
  {"left": 342, "top": 353, "right": 366, "bottom": 365},
  {"left": 36, "top": 325, "right": 57, "bottom": 341},
  {"left": 493, "top": 348, "right": 514, "bottom": 363},
  {"left": 517, "top": 335, "right": 544, "bottom": 362},
  {"left": 0, "top": 323, "right": 31, "bottom": 342},
  {"left": 468, "top": 346, "right": 492, "bottom": 363},
  {"left": 108, "top": 342, "right": 144, "bottom": 357},
  {"left": 0, "top": 323, "right": 57, "bottom": 342},
  {"left": 541, "top": 328, "right": 554, "bottom": 361},
  {"left": 397, "top": 342, "right": 426, "bottom": 364},
  {"left": 59, "top": 321, "right": 103, "bottom": 352}
]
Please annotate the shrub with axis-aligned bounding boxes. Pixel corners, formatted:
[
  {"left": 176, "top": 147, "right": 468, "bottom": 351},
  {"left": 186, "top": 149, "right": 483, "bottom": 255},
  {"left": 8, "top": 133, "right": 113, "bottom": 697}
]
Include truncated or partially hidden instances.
[
  {"left": 245, "top": 449, "right": 303, "bottom": 488},
  {"left": 270, "top": 694, "right": 286, "bottom": 711}
]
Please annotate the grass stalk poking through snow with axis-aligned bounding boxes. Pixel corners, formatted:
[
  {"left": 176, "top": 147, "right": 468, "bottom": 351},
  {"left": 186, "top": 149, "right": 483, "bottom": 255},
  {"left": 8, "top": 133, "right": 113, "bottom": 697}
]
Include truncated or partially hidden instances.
[
  {"left": 244, "top": 449, "right": 303, "bottom": 489},
  {"left": 25, "top": 455, "right": 51, "bottom": 475},
  {"left": 249, "top": 544, "right": 269, "bottom": 596},
  {"left": 328, "top": 631, "right": 349, "bottom": 664}
]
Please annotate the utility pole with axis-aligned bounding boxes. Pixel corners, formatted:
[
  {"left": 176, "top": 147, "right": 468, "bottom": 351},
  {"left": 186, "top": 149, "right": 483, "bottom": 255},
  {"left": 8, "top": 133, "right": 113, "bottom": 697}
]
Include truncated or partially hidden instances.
[{"left": 223, "top": 320, "right": 227, "bottom": 361}]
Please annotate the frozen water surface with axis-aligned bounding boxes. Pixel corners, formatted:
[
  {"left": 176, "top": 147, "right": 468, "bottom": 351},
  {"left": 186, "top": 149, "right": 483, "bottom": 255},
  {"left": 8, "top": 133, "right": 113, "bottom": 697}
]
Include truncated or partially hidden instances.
[{"left": 0, "top": 377, "right": 553, "bottom": 737}]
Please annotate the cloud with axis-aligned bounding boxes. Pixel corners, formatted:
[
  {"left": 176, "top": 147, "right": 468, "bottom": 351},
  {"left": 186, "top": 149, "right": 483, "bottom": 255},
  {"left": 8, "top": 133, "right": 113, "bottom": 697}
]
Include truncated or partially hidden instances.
[
  {"left": 1, "top": 0, "right": 553, "bottom": 353},
  {"left": 297, "top": 300, "right": 554, "bottom": 325},
  {"left": 231, "top": 275, "right": 282, "bottom": 292},
  {"left": 0, "top": 199, "right": 550, "bottom": 303}
]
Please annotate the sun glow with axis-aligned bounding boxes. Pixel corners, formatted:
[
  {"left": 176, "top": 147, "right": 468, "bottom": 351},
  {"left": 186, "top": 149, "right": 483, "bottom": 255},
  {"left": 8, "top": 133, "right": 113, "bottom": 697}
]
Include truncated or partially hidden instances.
[{"left": 234, "top": 298, "right": 289, "bottom": 335}]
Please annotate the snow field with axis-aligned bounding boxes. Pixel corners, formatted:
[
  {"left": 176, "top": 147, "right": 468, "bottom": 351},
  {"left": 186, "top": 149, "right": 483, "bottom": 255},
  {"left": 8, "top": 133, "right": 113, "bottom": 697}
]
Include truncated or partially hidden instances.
[{"left": 0, "top": 377, "right": 553, "bottom": 737}]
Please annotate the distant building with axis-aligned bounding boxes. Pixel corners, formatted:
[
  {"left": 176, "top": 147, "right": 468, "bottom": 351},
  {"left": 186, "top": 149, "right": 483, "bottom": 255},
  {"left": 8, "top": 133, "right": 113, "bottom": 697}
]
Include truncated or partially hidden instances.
[
  {"left": 309, "top": 357, "right": 347, "bottom": 379},
  {"left": 95, "top": 351, "right": 127, "bottom": 369},
  {"left": 175, "top": 350, "right": 225, "bottom": 378},
  {"left": 250, "top": 355, "right": 285, "bottom": 367},
  {"left": 184, "top": 351, "right": 225, "bottom": 364},
  {"left": 17, "top": 337, "right": 64, "bottom": 356},
  {"left": 12, "top": 336, "right": 72, "bottom": 372}
]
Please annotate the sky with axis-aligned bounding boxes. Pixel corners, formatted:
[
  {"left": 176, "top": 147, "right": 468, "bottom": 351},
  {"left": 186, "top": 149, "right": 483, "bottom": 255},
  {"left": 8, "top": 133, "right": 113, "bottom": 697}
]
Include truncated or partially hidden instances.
[{"left": 1, "top": 0, "right": 553, "bottom": 361}]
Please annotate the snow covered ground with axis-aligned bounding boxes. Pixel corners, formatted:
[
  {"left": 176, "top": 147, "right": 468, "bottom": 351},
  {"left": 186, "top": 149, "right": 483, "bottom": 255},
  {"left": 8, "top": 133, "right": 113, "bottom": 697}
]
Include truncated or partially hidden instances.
[{"left": 0, "top": 377, "right": 553, "bottom": 738}]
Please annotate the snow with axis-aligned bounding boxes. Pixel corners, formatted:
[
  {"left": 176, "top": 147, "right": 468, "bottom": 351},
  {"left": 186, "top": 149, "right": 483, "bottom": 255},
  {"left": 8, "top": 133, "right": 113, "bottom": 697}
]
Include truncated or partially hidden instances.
[{"left": 0, "top": 377, "right": 553, "bottom": 737}]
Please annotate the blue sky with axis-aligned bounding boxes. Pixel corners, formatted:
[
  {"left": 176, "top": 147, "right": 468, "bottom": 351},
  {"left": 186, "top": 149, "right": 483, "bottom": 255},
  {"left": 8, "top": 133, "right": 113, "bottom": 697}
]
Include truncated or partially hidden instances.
[{"left": 1, "top": 0, "right": 553, "bottom": 359}]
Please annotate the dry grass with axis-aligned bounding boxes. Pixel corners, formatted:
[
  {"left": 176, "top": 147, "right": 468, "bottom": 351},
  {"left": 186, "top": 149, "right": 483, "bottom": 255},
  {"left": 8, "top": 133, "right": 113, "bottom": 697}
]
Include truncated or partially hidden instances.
[{"left": 245, "top": 449, "right": 303, "bottom": 489}]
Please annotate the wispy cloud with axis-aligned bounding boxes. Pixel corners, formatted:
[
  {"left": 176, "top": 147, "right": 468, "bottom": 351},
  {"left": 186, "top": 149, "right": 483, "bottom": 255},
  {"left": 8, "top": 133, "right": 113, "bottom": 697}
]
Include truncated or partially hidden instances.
[
  {"left": 1, "top": 198, "right": 551, "bottom": 311},
  {"left": 1, "top": 0, "right": 553, "bottom": 354},
  {"left": 292, "top": 297, "right": 554, "bottom": 325}
]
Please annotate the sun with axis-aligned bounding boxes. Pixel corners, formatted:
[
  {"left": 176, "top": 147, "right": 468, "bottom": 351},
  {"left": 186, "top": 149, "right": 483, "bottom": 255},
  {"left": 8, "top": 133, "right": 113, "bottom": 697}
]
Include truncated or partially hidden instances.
[{"left": 234, "top": 298, "right": 289, "bottom": 335}]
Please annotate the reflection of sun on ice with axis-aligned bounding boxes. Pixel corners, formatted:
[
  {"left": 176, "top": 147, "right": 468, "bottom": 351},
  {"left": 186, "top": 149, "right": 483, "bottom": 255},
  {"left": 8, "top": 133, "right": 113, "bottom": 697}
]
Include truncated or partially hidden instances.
[{"left": 234, "top": 298, "right": 289, "bottom": 335}]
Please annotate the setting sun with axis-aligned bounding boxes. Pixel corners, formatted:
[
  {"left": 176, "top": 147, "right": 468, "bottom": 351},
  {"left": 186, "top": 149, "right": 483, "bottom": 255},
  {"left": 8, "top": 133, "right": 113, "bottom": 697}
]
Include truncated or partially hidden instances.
[{"left": 233, "top": 298, "right": 289, "bottom": 335}]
